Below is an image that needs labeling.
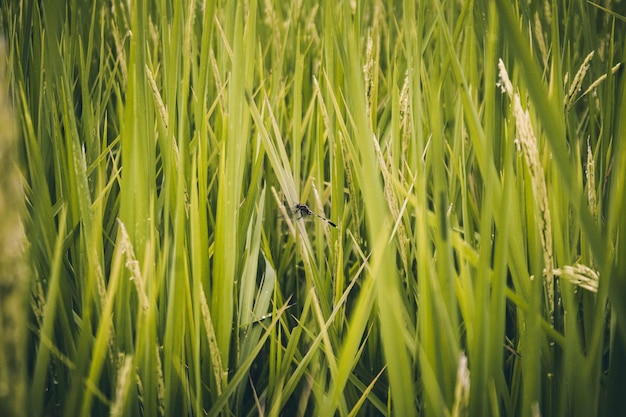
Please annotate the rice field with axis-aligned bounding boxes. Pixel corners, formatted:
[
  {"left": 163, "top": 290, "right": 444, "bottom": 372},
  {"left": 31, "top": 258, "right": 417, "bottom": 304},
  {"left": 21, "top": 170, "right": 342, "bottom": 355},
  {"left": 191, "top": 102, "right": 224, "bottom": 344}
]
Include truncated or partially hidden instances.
[{"left": 1, "top": 0, "right": 626, "bottom": 416}]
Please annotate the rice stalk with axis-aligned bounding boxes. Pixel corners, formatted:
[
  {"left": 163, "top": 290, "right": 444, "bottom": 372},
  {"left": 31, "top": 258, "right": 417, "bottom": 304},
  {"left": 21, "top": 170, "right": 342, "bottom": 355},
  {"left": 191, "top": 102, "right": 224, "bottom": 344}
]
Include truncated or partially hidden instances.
[
  {"left": 564, "top": 51, "right": 594, "bottom": 110},
  {"left": 498, "top": 59, "right": 555, "bottom": 319}
]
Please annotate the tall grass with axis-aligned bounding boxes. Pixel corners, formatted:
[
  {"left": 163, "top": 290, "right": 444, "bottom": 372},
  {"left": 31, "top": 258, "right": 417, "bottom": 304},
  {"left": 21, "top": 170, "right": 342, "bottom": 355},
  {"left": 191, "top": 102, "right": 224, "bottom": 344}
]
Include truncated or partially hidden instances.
[
  {"left": 0, "top": 35, "right": 28, "bottom": 417},
  {"left": 2, "top": 0, "right": 626, "bottom": 416}
]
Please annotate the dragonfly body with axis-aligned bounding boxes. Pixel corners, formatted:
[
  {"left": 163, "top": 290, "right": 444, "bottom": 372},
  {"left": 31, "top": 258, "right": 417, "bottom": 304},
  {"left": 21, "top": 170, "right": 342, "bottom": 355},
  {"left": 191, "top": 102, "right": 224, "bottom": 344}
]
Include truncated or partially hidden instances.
[{"left": 293, "top": 203, "right": 337, "bottom": 228}]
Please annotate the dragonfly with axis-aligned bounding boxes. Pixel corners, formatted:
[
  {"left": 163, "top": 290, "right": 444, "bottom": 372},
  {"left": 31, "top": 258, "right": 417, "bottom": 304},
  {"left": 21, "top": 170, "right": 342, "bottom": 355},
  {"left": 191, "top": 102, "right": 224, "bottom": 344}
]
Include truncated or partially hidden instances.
[{"left": 290, "top": 203, "right": 337, "bottom": 228}]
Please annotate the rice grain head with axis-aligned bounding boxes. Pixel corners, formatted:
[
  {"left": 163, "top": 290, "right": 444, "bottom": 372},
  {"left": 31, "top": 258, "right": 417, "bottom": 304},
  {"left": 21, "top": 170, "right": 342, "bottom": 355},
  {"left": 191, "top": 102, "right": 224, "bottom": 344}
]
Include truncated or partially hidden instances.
[
  {"left": 117, "top": 219, "right": 149, "bottom": 311},
  {"left": 498, "top": 59, "right": 554, "bottom": 317},
  {"left": 586, "top": 138, "right": 598, "bottom": 221},
  {"left": 553, "top": 264, "right": 599, "bottom": 293},
  {"left": 451, "top": 352, "right": 471, "bottom": 417},
  {"left": 564, "top": 51, "right": 594, "bottom": 110}
]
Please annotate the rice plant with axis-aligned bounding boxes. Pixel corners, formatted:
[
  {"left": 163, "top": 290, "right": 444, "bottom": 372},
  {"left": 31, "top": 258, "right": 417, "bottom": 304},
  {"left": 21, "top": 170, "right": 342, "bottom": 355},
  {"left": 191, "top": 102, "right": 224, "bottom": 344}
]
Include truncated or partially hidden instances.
[{"left": 2, "top": 0, "right": 625, "bottom": 416}]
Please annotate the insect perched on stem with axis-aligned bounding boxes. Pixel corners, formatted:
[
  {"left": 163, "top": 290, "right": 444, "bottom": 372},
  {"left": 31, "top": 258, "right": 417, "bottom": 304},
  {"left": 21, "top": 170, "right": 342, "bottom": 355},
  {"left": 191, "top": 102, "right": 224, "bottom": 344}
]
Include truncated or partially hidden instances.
[{"left": 290, "top": 203, "right": 337, "bottom": 228}]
